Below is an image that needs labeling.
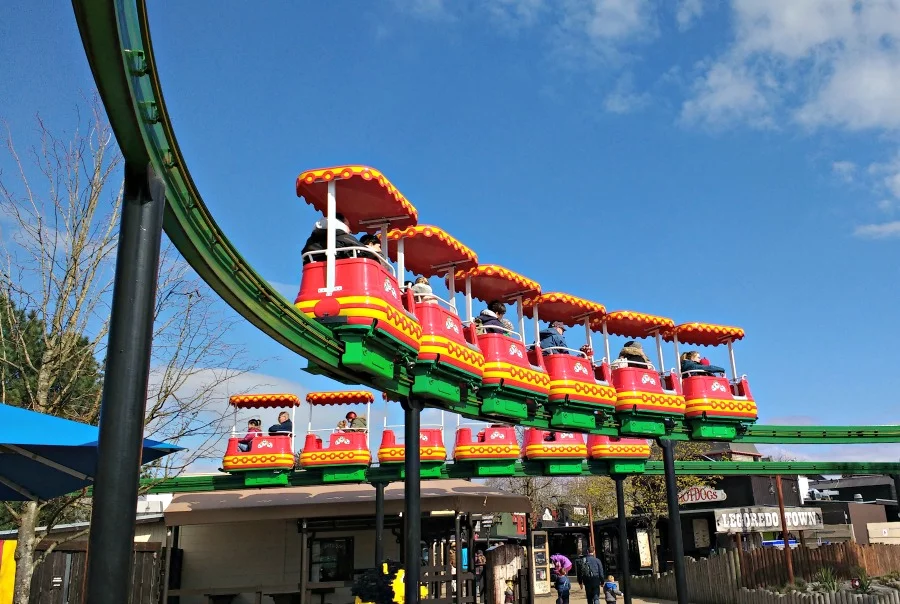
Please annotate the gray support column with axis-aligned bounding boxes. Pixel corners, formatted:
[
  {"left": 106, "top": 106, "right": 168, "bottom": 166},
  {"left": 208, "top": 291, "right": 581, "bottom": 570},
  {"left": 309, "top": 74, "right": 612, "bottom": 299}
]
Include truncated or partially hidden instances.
[
  {"left": 615, "top": 476, "right": 632, "bottom": 604},
  {"left": 659, "top": 439, "right": 688, "bottom": 604},
  {"left": 402, "top": 398, "right": 423, "bottom": 604},
  {"left": 85, "top": 164, "right": 166, "bottom": 604},
  {"left": 375, "top": 482, "right": 386, "bottom": 568}
]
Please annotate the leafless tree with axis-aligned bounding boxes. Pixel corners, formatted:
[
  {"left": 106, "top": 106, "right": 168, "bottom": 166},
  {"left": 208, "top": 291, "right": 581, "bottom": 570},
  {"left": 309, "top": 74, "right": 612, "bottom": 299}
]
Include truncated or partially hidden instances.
[{"left": 0, "top": 97, "right": 259, "bottom": 603}]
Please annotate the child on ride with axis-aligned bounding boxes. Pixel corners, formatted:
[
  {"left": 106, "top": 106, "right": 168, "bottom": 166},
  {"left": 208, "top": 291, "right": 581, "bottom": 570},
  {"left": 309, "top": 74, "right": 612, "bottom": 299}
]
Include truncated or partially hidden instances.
[
  {"left": 680, "top": 351, "right": 726, "bottom": 377},
  {"left": 412, "top": 276, "right": 438, "bottom": 304},
  {"left": 238, "top": 418, "right": 262, "bottom": 452}
]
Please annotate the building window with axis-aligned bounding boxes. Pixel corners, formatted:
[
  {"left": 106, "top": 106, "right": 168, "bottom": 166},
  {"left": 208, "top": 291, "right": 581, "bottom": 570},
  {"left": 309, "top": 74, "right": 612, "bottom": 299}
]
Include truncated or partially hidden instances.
[{"left": 310, "top": 537, "right": 354, "bottom": 582}]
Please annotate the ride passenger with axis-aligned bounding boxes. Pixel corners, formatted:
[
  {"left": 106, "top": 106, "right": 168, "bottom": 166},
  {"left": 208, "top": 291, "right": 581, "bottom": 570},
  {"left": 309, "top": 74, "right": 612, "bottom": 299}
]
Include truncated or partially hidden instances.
[
  {"left": 476, "top": 301, "right": 513, "bottom": 334},
  {"left": 335, "top": 419, "right": 348, "bottom": 432},
  {"left": 411, "top": 276, "right": 438, "bottom": 304},
  {"left": 346, "top": 411, "right": 368, "bottom": 432},
  {"left": 680, "top": 351, "right": 726, "bottom": 377},
  {"left": 237, "top": 418, "right": 262, "bottom": 452},
  {"left": 268, "top": 411, "right": 293, "bottom": 436},
  {"left": 359, "top": 234, "right": 387, "bottom": 262},
  {"left": 301, "top": 212, "right": 361, "bottom": 264},
  {"left": 614, "top": 340, "right": 655, "bottom": 369},
  {"left": 539, "top": 321, "right": 570, "bottom": 355}
]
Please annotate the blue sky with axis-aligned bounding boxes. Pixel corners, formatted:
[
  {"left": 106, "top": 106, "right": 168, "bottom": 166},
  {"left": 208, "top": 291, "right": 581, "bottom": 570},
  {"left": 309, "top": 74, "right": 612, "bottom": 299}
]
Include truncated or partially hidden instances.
[{"left": 2, "top": 1, "right": 899, "bottom": 462}]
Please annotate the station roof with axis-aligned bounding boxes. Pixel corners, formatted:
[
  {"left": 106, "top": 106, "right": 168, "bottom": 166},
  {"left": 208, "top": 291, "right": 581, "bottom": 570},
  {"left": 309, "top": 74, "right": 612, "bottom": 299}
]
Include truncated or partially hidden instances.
[{"left": 164, "top": 479, "right": 530, "bottom": 526}]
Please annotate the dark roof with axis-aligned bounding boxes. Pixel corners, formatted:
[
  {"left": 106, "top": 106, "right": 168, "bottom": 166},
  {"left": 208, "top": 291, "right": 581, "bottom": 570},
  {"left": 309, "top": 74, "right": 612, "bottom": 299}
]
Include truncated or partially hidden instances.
[
  {"left": 165, "top": 479, "right": 531, "bottom": 526},
  {"left": 809, "top": 476, "right": 895, "bottom": 490},
  {"left": 704, "top": 442, "right": 762, "bottom": 457}
]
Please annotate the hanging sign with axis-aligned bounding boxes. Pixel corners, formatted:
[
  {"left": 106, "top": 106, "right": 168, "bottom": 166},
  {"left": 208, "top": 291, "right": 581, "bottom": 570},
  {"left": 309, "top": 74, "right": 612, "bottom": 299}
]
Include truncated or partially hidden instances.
[
  {"left": 678, "top": 486, "right": 727, "bottom": 505},
  {"left": 714, "top": 507, "right": 824, "bottom": 534}
]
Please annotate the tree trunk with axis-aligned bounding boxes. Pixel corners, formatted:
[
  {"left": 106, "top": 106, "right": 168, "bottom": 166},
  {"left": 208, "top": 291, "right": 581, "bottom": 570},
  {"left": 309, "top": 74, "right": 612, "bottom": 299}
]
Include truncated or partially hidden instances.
[{"left": 13, "top": 501, "right": 39, "bottom": 604}]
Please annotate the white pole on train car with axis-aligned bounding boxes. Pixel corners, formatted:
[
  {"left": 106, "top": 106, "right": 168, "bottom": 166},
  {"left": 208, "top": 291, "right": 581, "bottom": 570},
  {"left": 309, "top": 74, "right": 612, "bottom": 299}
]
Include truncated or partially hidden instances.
[
  {"left": 584, "top": 321, "right": 594, "bottom": 361},
  {"left": 655, "top": 331, "right": 665, "bottom": 373},
  {"left": 366, "top": 397, "right": 372, "bottom": 449},
  {"left": 465, "top": 276, "right": 473, "bottom": 321},
  {"left": 379, "top": 223, "right": 388, "bottom": 258},
  {"left": 325, "top": 180, "right": 337, "bottom": 295},
  {"left": 397, "top": 239, "right": 406, "bottom": 285},
  {"left": 447, "top": 266, "right": 457, "bottom": 310},
  {"left": 516, "top": 296, "right": 525, "bottom": 341},
  {"left": 291, "top": 403, "right": 297, "bottom": 453},
  {"left": 602, "top": 321, "right": 611, "bottom": 364},
  {"left": 533, "top": 304, "right": 541, "bottom": 345},
  {"left": 727, "top": 339, "right": 738, "bottom": 381},
  {"left": 673, "top": 334, "right": 681, "bottom": 380}
]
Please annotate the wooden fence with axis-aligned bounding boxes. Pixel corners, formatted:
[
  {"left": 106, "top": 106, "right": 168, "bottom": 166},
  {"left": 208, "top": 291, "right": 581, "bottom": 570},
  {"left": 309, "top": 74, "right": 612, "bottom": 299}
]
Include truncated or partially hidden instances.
[{"left": 631, "top": 544, "right": 900, "bottom": 604}]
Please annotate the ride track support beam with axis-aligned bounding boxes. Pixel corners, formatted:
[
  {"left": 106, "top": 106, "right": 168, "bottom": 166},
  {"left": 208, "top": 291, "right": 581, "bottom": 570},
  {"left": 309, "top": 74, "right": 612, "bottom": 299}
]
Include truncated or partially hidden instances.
[
  {"left": 614, "top": 476, "right": 631, "bottom": 604},
  {"left": 375, "top": 481, "right": 386, "bottom": 567},
  {"left": 659, "top": 440, "right": 688, "bottom": 604},
  {"left": 138, "top": 460, "right": 900, "bottom": 494},
  {"left": 402, "top": 398, "right": 424, "bottom": 604},
  {"left": 85, "top": 164, "right": 166, "bottom": 604}
]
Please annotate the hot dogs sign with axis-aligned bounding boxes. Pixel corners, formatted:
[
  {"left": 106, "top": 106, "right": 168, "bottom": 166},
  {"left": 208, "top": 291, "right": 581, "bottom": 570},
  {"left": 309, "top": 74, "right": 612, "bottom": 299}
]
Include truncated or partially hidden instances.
[{"left": 678, "top": 485, "right": 727, "bottom": 505}]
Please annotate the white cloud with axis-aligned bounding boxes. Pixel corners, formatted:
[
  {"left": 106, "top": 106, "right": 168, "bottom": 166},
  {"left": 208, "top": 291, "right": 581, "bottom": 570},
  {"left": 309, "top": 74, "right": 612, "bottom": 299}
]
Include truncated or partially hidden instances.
[
  {"left": 682, "top": 0, "right": 900, "bottom": 131},
  {"left": 831, "top": 160, "right": 857, "bottom": 183},
  {"left": 675, "top": 0, "right": 705, "bottom": 31},
  {"left": 853, "top": 221, "right": 900, "bottom": 239},
  {"left": 403, "top": 0, "right": 453, "bottom": 20},
  {"left": 680, "top": 61, "right": 772, "bottom": 128},
  {"left": 487, "top": 0, "right": 546, "bottom": 31},
  {"left": 761, "top": 443, "right": 900, "bottom": 464},
  {"left": 870, "top": 152, "right": 900, "bottom": 200},
  {"left": 603, "top": 75, "right": 651, "bottom": 114}
]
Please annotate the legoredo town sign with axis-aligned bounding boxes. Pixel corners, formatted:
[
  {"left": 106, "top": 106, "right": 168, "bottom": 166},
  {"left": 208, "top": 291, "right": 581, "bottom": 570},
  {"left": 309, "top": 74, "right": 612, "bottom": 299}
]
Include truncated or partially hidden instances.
[{"left": 714, "top": 507, "right": 824, "bottom": 534}]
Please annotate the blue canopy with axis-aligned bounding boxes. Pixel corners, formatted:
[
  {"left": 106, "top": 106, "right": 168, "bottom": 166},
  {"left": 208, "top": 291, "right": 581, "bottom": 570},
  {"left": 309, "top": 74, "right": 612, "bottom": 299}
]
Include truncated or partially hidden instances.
[{"left": 0, "top": 403, "right": 182, "bottom": 501}]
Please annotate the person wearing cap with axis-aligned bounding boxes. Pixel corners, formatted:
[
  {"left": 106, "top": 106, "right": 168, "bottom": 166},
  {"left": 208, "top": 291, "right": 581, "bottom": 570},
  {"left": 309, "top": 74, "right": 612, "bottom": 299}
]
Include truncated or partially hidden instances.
[
  {"left": 616, "top": 340, "right": 655, "bottom": 369},
  {"left": 301, "top": 212, "right": 362, "bottom": 264},
  {"left": 539, "top": 321, "right": 571, "bottom": 355}
]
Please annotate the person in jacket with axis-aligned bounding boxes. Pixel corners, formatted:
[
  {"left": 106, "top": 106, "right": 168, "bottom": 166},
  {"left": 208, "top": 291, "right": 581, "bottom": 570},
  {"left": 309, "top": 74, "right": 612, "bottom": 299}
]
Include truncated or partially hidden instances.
[
  {"left": 603, "top": 576, "right": 622, "bottom": 602},
  {"left": 577, "top": 546, "right": 604, "bottom": 604},
  {"left": 680, "top": 351, "right": 726, "bottom": 377},
  {"left": 301, "top": 213, "right": 361, "bottom": 264},
  {"left": 554, "top": 568, "right": 571, "bottom": 604},
  {"left": 237, "top": 418, "right": 262, "bottom": 452},
  {"left": 539, "top": 321, "right": 571, "bottom": 354},
  {"left": 476, "top": 300, "right": 510, "bottom": 334},
  {"left": 412, "top": 276, "right": 438, "bottom": 304},
  {"left": 616, "top": 341, "right": 654, "bottom": 369},
  {"left": 551, "top": 553, "right": 573, "bottom": 576},
  {"left": 359, "top": 234, "right": 384, "bottom": 261},
  {"left": 346, "top": 411, "right": 367, "bottom": 432},
  {"left": 268, "top": 411, "right": 293, "bottom": 436}
]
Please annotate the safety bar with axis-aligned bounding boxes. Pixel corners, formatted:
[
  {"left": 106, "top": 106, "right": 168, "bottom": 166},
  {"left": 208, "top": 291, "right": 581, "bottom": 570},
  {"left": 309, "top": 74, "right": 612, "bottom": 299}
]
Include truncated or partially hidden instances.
[
  {"left": 413, "top": 291, "right": 458, "bottom": 315},
  {"left": 463, "top": 322, "right": 523, "bottom": 341},
  {"left": 301, "top": 248, "right": 396, "bottom": 276},
  {"left": 539, "top": 346, "right": 588, "bottom": 358}
]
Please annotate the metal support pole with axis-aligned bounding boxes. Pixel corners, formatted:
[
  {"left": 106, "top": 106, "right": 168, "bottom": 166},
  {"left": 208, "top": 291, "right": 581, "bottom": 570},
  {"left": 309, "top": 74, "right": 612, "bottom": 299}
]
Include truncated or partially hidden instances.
[
  {"left": 403, "top": 398, "right": 423, "bottom": 604},
  {"left": 375, "top": 482, "right": 386, "bottom": 568},
  {"left": 84, "top": 165, "right": 165, "bottom": 604},
  {"left": 660, "top": 439, "right": 688, "bottom": 604},
  {"left": 776, "top": 475, "right": 795, "bottom": 584},
  {"left": 892, "top": 474, "right": 900, "bottom": 512},
  {"left": 525, "top": 513, "right": 535, "bottom": 604},
  {"left": 615, "top": 476, "right": 632, "bottom": 604},
  {"left": 454, "top": 512, "right": 462, "bottom": 604}
]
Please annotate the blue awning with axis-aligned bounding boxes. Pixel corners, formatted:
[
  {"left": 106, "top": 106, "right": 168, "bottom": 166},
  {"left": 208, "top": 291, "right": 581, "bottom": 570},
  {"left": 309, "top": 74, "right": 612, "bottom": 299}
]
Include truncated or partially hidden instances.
[{"left": 0, "top": 403, "right": 181, "bottom": 501}]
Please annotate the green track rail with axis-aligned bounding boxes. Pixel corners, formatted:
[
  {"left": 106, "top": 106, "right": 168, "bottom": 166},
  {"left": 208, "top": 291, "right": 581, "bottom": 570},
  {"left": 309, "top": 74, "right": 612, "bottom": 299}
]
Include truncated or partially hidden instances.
[
  {"left": 72, "top": 0, "right": 900, "bottom": 446},
  {"left": 143, "top": 461, "right": 900, "bottom": 493}
]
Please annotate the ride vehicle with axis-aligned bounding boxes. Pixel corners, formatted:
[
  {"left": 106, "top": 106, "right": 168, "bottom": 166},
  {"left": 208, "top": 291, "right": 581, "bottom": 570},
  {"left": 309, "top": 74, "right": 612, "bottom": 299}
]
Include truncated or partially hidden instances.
[
  {"left": 453, "top": 417, "right": 521, "bottom": 476},
  {"left": 452, "top": 265, "right": 550, "bottom": 420},
  {"left": 666, "top": 322, "right": 758, "bottom": 440},
  {"left": 377, "top": 395, "right": 448, "bottom": 478},
  {"left": 386, "top": 225, "right": 484, "bottom": 406},
  {"left": 522, "top": 428, "right": 588, "bottom": 475},
  {"left": 522, "top": 293, "right": 617, "bottom": 430},
  {"left": 591, "top": 310, "right": 685, "bottom": 437},
  {"left": 221, "top": 393, "right": 301, "bottom": 486},
  {"left": 587, "top": 435, "right": 652, "bottom": 474},
  {"left": 299, "top": 390, "right": 373, "bottom": 482},
  {"left": 295, "top": 166, "right": 422, "bottom": 384}
]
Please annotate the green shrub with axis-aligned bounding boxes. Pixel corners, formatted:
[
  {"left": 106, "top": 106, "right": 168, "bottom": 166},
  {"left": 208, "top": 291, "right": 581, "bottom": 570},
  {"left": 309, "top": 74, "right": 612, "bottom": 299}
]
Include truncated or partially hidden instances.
[{"left": 814, "top": 567, "right": 839, "bottom": 593}]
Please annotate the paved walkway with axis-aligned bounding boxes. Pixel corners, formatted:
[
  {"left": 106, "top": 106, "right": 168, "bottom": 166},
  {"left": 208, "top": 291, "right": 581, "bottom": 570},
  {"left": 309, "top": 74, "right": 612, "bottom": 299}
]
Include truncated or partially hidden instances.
[{"left": 535, "top": 584, "right": 680, "bottom": 604}]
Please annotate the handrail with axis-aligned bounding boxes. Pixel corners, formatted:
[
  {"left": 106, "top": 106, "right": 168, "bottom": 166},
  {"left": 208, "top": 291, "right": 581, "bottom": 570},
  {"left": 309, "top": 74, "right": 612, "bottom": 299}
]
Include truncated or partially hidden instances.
[
  {"left": 302, "top": 248, "right": 396, "bottom": 276},
  {"left": 540, "top": 346, "right": 588, "bottom": 358}
]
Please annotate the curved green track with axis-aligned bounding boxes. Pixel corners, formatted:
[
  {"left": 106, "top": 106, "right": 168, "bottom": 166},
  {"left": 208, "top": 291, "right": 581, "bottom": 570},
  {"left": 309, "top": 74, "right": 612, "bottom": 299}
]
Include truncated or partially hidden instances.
[{"left": 72, "top": 0, "right": 900, "bottom": 448}]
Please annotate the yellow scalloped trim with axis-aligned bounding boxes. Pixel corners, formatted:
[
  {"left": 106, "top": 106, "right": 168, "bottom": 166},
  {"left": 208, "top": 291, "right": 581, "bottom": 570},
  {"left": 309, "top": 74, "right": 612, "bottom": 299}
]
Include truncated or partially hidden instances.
[
  {"left": 305, "top": 390, "right": 375, "bottom": 405},
  {"left": 296, "top": 165, "right": 418, "bottom": 223},
  {"left": 387, "top": 225, "right": 477, "bottom": 265},
  {"left": 668, "top": 322, "right": 745, "bottom": 345},
  {"left": 229, "top": 393, "right": 302, "bottom": 407}
]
